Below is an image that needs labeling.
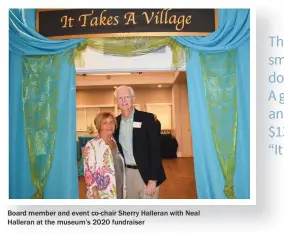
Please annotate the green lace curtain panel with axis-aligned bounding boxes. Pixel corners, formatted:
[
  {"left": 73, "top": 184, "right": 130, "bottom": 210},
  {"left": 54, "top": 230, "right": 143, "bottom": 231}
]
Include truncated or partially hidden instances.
[
  {"left": 22, "top": 55, "right": 61, "bottom": 198},
  {"left": 199, "top": 50, "right": 238, "bottom": 199},
  {"left": 73, "top": 37, "right": 185, "bottom": 69}
]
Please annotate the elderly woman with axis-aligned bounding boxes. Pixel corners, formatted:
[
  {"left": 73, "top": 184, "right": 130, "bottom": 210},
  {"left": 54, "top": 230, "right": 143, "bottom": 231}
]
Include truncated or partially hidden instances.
[{"left": 82, "top": 112, "right": 126, "bottom": 199}]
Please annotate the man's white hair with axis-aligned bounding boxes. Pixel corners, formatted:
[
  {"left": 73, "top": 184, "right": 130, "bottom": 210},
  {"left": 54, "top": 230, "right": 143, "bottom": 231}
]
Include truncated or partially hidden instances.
[{"left": 114, "top": 85, "right": 135, "bottom": 98}]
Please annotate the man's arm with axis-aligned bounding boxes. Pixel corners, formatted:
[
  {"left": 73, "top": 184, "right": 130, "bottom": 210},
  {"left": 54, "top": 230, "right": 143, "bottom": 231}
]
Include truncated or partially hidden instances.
[
  {"left": 157, "top": 120, "right": 161, "bottom": 134},
  {"left": 146, "top": 113, "right": 162, "bottom": 182}
]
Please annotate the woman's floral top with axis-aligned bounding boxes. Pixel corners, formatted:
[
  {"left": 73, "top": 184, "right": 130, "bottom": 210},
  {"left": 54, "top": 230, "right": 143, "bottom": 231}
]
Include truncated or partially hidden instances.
[{"left": 82, "top": 136, "right": 126, "bottom": 199}]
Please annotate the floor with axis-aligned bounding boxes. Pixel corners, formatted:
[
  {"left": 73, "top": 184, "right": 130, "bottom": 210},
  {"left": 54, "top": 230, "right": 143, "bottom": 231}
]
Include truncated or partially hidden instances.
[{"left": 78, "top": 157, "right": 197, "bottom": 199}]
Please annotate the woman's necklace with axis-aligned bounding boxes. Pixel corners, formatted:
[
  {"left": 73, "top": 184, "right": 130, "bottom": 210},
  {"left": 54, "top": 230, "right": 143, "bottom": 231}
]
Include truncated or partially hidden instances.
[
  {"left": 105, "top": 138, "right": 112, "bottom": 145},
  {"left": 104, "top": 137, "right": 114, "bottom": 149}
]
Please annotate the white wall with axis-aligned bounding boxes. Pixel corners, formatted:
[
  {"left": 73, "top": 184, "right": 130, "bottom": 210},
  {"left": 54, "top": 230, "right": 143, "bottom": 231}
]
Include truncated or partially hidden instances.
[{"left": 75, "top": 46, "right": 185, "bottom": 73}]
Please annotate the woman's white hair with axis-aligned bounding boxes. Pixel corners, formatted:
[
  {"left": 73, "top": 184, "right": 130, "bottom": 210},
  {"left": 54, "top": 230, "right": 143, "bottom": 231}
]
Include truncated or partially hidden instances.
[{"left": 113, "top": 85, "right": 135, "bottom": 98}]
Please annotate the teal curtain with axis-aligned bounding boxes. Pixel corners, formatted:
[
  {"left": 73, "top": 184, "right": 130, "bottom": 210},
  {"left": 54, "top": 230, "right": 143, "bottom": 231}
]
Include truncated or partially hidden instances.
[
  {"left": 9, "top": 51, "right": 34, "bottom": 198},
  {"left": 9, "top": 9, "right": 82, "bottom": 198},
  {"left": 173, "top": 9, "right": 250, "bottom": 198}
]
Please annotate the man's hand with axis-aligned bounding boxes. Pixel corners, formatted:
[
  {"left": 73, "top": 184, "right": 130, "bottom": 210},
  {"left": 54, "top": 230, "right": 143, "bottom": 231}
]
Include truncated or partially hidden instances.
[{"left": 145, "top": 180, "right": 157, "bottom": 196}]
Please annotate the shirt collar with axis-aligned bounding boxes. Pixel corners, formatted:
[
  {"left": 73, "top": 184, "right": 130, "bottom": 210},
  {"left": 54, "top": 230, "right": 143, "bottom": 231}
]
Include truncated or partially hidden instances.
[{"left": 122, "top": 108, "right": 135, "bottom": 121}]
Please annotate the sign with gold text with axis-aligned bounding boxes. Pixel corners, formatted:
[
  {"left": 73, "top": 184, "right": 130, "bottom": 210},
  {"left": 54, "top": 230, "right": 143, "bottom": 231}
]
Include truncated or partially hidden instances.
[{"left": 36, "top": 9, "right": 218, "bottom": 39}]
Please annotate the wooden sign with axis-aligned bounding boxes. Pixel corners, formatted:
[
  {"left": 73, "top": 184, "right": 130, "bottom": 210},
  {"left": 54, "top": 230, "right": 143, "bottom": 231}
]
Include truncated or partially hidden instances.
[{"left": 36, "top": 9, "right": 218, "bottom": 39}]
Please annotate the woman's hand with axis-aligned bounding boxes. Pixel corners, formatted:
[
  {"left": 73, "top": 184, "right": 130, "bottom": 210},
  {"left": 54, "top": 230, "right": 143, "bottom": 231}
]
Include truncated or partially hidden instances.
[{"left": 92, "top": 186, "right": 100, "bottom": 199}]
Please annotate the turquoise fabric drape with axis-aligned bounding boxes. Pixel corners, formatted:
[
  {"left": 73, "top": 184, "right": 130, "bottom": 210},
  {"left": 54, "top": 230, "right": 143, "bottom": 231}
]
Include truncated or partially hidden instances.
[
  {"left": 9, "top": 51, "right": 35, "bottom": 198},
  {"left": 44, "top": 51, "right": 79, "bottom": 198},
  {"left": 9, "top": 9, "right": 83, "bottom": 198},
  {"left": 173, "top": 9, "right": 250, "bottom": 198},
  {"left": 235, "top": 40, "right": 250, "bottom": 198},
  {"left": 9, "top": 9, "right": 84, "bottom": 55},
  {"left": 173, "top": 9, "right": 250, "bottom": 52}
]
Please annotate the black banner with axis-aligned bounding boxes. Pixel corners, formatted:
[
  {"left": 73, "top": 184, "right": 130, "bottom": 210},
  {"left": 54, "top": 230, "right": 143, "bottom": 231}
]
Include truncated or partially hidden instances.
[{"left": 36, "top": 9, "right": 218, "bottom": 39}]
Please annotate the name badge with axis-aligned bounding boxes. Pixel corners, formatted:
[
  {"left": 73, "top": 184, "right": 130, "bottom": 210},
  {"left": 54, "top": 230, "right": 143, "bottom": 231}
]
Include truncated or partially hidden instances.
[{"left": 133, "top": 122, "right": 142, "bottom": 128}]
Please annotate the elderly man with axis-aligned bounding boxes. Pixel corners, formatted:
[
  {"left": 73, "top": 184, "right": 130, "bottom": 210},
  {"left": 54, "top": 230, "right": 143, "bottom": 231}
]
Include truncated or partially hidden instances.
[{"left": 113, "top": 85, "right": 166, "bottom": 199}]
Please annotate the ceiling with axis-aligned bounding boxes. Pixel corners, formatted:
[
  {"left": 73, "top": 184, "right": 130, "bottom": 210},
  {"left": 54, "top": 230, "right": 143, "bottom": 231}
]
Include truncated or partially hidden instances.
[{"left": 76, "top": 71, "right": 187, "bottom": 90}]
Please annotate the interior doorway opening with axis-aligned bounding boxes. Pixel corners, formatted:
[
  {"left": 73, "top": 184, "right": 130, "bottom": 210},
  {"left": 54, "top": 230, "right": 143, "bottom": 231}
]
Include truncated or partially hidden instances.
[{"left": 75, "top": 70, "right": 197, "bottom": 199}]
